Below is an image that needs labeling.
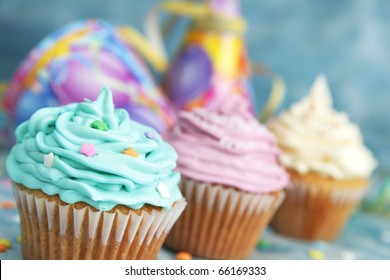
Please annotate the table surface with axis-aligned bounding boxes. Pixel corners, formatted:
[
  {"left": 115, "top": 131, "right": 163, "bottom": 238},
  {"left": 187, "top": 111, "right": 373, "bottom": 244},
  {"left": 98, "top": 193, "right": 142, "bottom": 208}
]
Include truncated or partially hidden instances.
[{"left": 1, "top": 154, "right": 389, "bottom": 260}]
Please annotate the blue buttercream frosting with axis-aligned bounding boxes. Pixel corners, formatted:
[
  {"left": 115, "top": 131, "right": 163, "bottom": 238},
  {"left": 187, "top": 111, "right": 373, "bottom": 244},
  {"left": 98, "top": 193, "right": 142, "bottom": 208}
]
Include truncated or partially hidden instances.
[{"left": 6, "top": 87, "right": 182, "bottom": 211}]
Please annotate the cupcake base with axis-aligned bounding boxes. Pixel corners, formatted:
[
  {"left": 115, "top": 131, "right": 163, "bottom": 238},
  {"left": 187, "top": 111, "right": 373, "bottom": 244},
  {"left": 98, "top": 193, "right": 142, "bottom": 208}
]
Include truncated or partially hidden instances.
[
  {"left": 270, "top": 170, "right": 368, "bottom": 241},
  {"left": 164, "top": 178, "right": 285, "bottom": 259},
  {"left": 13, "top": 184, "right": 186, "bottom": 260}
]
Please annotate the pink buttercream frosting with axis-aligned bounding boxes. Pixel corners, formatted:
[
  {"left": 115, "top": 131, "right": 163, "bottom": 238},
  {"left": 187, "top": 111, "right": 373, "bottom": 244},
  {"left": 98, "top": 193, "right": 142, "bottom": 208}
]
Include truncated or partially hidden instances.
[{"left": 164, "top": 97, "right": 289, "bottom": 193}]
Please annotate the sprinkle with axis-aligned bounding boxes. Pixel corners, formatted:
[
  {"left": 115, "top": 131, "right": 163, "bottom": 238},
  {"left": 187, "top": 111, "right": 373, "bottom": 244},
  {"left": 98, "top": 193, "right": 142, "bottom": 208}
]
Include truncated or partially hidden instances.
[
  {"left": 0, "top": 239, "right": 11, "bottom": 248},
  {"left": 12, "top": 215, "right": 20, "bottom": 223},
  {"left": 0, "top": 201, "right": 16, "bottom": 209},
  {"left": 91, "top": 120, "right": 108, "bottom": 131},
  {"left": 341, "top": 250, "right": 356, "bottom": 260},
  {"left": 0, "top": 244, "right": 6, "bottom": 253},
  {"left": 380, "top": 231, "right": 390, "bottom": 244},
  {"left": 313, "top": 241, "right": 328, "bottom": 251},
  {"left": 17, "top": 236, "right": 21, "bottom": 244},
  {"left": 123, "top": 147, "right": 139, "bottom": 158},
  {"left": 309, "top": 249, "right": 325, "bottom": 260},
  {"left": 44, "top": 152, "right": 55, "bottom": 168},
  {"left": 256, "top": 240, "right": 271, "bottom": 250},
  {"left": 80, "top": 144, "right": 97, "bottom": 157},
  {"left": 176, "top": 251, "right": 192, "bottom": 260},
  {"left": 145, "top": 131, "right": 157, "bottom": 140},
  {"left": 156, "top": 182, "right": 170, "bottom": 198}
]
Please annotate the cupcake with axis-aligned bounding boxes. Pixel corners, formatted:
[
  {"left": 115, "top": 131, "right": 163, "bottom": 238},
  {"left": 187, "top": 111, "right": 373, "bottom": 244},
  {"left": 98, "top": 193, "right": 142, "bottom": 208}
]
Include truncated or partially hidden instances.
[
  {"left": 268, "top": 75, "right": 377, "bottom": 241},
  {"left": 6, "top": 87, "right": 186, "bottom": 259},
  {"left": 163, "top": 96, "right": 289, "bottom": 259}
]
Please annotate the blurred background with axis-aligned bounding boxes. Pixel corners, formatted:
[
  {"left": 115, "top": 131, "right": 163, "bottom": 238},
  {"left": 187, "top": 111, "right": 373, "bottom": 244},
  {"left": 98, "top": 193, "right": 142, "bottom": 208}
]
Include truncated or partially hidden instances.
[
  {"left": 0, "top": 0, "right": 389, "bottom": 204},
  {"left": 0, "top": 0, "right": 389, "bottom": 260}
]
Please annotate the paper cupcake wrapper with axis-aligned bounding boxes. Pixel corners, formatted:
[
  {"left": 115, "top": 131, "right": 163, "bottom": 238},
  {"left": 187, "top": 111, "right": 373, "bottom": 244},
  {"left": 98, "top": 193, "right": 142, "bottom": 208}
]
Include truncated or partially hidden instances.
[
  {"left": 164, "top": 178, "right": 285, "bottom": 259},
  {"left": 270, "top": 176, "right": 368, "bottom": 241},
  {"left": 12, "top": 185, "right": 186, "bottom": 259}
]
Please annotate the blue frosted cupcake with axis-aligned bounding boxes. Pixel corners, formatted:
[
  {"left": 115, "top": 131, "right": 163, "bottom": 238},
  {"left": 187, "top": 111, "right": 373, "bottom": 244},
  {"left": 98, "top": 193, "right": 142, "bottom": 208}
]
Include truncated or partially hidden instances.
[{"left": 6, "top": 87, "right": 186, "bottom": 259}]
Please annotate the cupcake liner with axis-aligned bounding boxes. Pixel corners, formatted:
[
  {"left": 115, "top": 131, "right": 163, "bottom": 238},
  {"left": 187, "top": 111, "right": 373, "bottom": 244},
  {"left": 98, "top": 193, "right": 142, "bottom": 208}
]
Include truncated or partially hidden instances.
[
  {"left": 270, "top": 172, "right": 368, "bottom": 241},
  {"left": 12, "top": 184, "right": 186, "bottom": 259},
  {"left": 164, "top": 178, "right": 285, "bottom": 259}
]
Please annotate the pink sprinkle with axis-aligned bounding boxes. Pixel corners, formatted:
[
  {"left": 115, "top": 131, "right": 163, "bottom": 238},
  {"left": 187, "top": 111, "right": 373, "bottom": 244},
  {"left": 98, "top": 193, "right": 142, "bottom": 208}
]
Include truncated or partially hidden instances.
[
  {"left": 80, "top": 144, "right": 97, "bottom": 157},
  {"left": 145, "top": 132, "right": 157, "bottom": 140}
]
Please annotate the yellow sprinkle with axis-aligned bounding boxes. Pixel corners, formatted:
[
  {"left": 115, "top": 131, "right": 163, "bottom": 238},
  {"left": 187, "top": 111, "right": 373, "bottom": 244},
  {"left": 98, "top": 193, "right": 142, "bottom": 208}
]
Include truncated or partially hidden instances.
[
  {"left": 0, "top": 238, "right": 11, "bottom": 248},
  {"left": 309, "top": 249, "right": 325, "bottom": 260},
  {"left": 123, "top": 147, "right": 139, "bottom": 158},
  {"left": 17, "top": 236, "right": 21, "bottom": 243}
]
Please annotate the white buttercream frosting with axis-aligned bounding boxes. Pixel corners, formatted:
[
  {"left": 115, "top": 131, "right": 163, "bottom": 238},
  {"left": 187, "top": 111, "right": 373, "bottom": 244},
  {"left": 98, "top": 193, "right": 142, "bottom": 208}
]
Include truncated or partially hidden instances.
[{"left": 268, "top": 74, "right": 377, "bottom": 180}]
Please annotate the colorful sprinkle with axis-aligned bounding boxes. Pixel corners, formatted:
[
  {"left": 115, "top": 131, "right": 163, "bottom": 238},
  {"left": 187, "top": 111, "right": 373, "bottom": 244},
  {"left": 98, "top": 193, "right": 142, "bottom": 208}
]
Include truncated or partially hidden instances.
[
  {"left": 17, "top": 236, "right": 21, "bottom": 244},
  {"left": 156, "top": 182, "right": 170, "bottom": 198},
  {"left": 91, "top": 120, "right": 108, "bottom": 131},
  {"left": 0, "top": 244, "right": 6, "bottom": 253},
  {"left": 12, "top": 215, "right": 20, "bottom": 223},
  {"left": 0, "top": 201, "right": 16, "bottom": 209},
  {"left": 80, "top": 143, "right": 97, "bottom": 157},
  {"left": 145, "top": 131, "right": 157, "bottom": 140},
  {"left": 313, "top": 241, "right": 328, "bottom": 251},
  {"left": 0, "top": 239, "right": 11, "bottom": 248},
  {"left": 176, "top": 251, "right": 192, "bottom": 260},
  {"left": 256, "top": 239, "right": 271, "bottom": 250},
  {"left": 341, "top": 250, "right": 356, "bottom": 260},
  {"left": 123, "top": 147, "right": 139, "bottom": 158},
  {"left": 380, "top": 231, "right": 390, "bottom": 244},
  {"left": 309, "top": 249, "right": 325, "bottom": 260},
  {"left": 44, "top": 152, "right": 55, "bottom": 168}
]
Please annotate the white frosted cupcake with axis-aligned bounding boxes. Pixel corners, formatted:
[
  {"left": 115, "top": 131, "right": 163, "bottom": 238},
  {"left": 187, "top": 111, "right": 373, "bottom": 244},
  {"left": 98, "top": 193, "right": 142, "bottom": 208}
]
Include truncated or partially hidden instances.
[{"left": 268, "top": 75, "right": 377, "bottom": 241}]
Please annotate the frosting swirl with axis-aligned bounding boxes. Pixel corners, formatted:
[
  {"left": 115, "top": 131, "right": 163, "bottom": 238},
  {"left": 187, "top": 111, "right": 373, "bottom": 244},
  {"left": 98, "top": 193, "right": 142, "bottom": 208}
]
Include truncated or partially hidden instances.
[
  {"left": 268, "top": 74, "right": 377, "bottom": 179},
  {"left": 164, "top": 97, "right": 289, "bottom": 193},
  {"left": 6, "top": 87, "right": 182, "bottom": 211}
]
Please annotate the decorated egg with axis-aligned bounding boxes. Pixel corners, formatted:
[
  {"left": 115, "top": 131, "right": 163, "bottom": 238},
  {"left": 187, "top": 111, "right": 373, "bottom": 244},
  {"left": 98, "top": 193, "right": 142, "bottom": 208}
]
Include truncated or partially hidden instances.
[{"left": 4, "top": 19, "right": 175, "bottom": 137}]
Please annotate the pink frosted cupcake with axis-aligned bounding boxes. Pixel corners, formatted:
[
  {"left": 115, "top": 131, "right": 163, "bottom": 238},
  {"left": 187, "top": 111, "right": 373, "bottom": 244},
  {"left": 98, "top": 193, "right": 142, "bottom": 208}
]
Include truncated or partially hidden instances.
[{"left": 163, "top": 97, "right": 289, "bottom": 259}]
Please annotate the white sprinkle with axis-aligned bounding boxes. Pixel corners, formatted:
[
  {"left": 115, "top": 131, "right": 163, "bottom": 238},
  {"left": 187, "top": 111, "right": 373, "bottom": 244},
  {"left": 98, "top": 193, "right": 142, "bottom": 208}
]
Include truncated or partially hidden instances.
[
  {"left": 156, "top": 182, "right": 170, "bottom": 198},
  {"left": 381, "top": 231, "right": 390, "bottom": 244},
  {"left": 12, "top": 215, "right": 20, "bottom": 223},
  {"left": 341, "top": 250, "right": 356, "bottom": 260},
  {"left": 44, "top": 152, "right": 55, "bottom": 168}
]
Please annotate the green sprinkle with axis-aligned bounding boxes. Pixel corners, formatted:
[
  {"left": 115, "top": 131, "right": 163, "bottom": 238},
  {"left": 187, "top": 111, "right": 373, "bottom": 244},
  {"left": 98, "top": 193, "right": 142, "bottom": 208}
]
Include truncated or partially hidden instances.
[
  {"left": 91, "top": 120, "right": 108, "bottom": 131},
  {"left": 257, "top": 240, "right": 271, "bottom": 250}
]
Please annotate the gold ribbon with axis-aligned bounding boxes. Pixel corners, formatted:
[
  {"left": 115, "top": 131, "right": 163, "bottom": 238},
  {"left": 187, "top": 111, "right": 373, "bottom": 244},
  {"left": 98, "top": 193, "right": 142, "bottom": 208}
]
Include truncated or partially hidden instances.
[{"left": 250, "top": 63, "right": 286, "bottom": 122}]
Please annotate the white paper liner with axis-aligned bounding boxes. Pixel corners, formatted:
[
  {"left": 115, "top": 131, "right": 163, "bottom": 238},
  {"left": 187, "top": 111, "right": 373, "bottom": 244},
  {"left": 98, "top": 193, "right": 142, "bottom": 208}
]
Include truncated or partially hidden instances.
[
  {"left": 164, "top": 178, "right": 285, "bottom": 259},
  {"left": 290, "top": 182, "right": 367, "bottom": 204},
  {"left": 271, "top": 176, "right": 368, "bottom": 241},
  {"left": 13, "top": 185, "right": 186, "bottom": 259}
]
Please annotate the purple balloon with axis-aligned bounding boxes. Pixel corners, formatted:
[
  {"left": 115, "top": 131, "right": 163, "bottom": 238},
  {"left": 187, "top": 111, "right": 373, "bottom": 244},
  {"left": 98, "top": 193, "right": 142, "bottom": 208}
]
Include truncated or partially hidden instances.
[
  {"left": 168, "top": 45, "right": 212, "bottom": 108},
  {"left": 50, "top": 49, "right": 133, "bottom": 107}
]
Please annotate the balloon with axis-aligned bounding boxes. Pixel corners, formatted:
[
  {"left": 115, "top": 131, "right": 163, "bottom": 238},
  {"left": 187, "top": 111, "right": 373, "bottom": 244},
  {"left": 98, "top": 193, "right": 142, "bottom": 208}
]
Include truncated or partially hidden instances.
[
  {"left": 168, "top": 45, "right": 212, "bottom": 108},
  {"left": 4, "top": 19, "right": 175, "bottom": 140}
]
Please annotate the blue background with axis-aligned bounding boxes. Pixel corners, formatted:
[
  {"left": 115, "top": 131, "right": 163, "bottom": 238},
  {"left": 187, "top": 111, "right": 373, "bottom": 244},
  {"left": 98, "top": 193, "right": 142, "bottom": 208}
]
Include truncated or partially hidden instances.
[
  {"left": 0, "top": 0, "right": 390, "bottom": 260},
  {"left": 0, "top": 0, "right": 389, "bottom": 171}
]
